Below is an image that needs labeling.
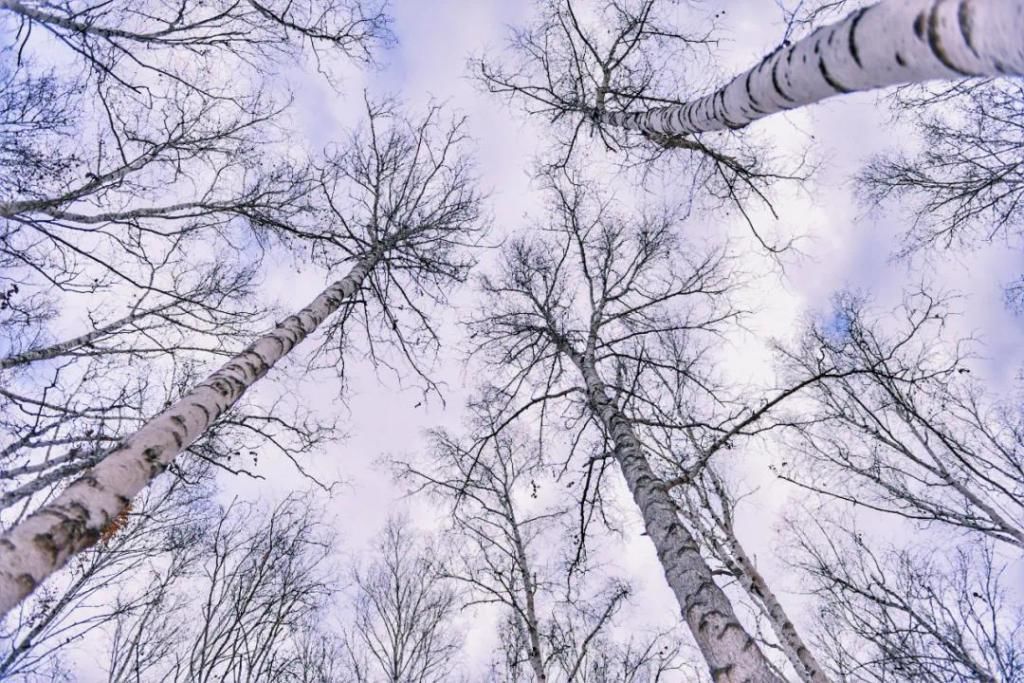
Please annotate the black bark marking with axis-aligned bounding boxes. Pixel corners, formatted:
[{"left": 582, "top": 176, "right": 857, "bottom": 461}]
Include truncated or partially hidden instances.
[
  {"left": 79, "top": 474, "right": 103, "bottom": 489},
  {"left": 896, "top": 52, "right": 907, "bottom": 66},
  {"left": 33, "top": 533, "right": 59, "bottom": 563},
  {"left": 848, "top": 8, "right": 867, "bottom": 68},
  {"left": 771, "top": 58, "right": 796, "bottom": 103},
  {"left": 958, "top": 0, "right": 981, "bottom": 59},
  {"left": 928, "top": 6, "right": 973, "bottom": 75},
  {"left": 709, "top": 665, "right": 734, "bottom": 682},
  {"left": 67, "top": 502, "right": 89, "bottom": 519},
  {"left": 142, "top": 447, "right": 167, "bottom": 475},
  {"left": 819, "top": 58, "right": 852, "bottom": 93},
  {"left": 914, "top": 12, "right": 928, "bottom": 40},
  {"left": 75, "top": 524, "right": 101, "bottom": 549}
]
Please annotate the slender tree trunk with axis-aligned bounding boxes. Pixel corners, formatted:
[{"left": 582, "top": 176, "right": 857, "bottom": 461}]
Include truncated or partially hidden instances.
[
  {"left": 601, "top": 0, "right": 1024, "bottom": 136},
  {"left": 0, "top": 248, "right": 383, "bottom": 617},
  {"left": 507, "top": 507, "right": 547, "bottom": 682},
  {"left": 572, "top": 356, "right": 782, "bottom": 683},
  {"left": 0, "top": 301, "right": 179, "bottom": 369},
  {"left": 720, "top": 526, "right": 829, "bottom": 683}
]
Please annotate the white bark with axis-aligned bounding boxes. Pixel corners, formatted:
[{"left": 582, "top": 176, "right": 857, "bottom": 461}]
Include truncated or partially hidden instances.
[
  {"left": 507, "top": 510, "right": 548, "bottom": 683},
  {"left": 602, "top": 0, "right": 1024, "bottom": 136},
  {"left": 0, "top": 249, "right": 381, "bottom": 617},
  {"left": 0, "top": 301, "right": 179, "bottom": 369},
  {"left": 723, "top": 528, "right": 829, "bottom": 683},
  {"left": 573, "top": 355, "right": 782, "bottom": 683},
  {"left": 684, "top": 473, "right": 829, "bottom": 682}
]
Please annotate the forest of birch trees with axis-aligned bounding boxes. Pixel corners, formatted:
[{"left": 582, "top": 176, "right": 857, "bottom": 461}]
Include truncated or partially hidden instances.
[{"left": 0, "top": 0, "right": 1022, "bottom": 680}]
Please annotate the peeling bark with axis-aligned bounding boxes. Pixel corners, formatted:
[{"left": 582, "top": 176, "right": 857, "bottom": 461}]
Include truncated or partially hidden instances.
[
  {"left": 0, "top": 250, "right": 381, "bottom": 617},
  {"left": 602, "top": 0, "right": 1024, "bottom": 136}
]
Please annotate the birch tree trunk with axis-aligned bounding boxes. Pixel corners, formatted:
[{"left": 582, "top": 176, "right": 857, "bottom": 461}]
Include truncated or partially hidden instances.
[
  {"left": 602, "top": 0, "right": 1024, "bottom": 136},
  {"left": 510, "top": 517, "right": 549, "bottom": 683},
  {"left": 680, "top": 472, "right": 830, "bottom": 682},
  {"left": 721, "top": 525, "right": 828, "bottom": 683},
  {"left": 573, "top": 355, "right": 783, "bottom": 683},
  {"left": 0, "top": 301, "right": 179, "bottom": 369},
  {"left": 0, "top": 249, "right": 382, "bottom": 617}
]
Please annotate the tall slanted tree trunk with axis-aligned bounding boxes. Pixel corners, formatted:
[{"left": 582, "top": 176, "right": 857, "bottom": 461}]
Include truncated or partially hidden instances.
[
  {"left": 721, "top": 524, "right": 828, "bottom": 683},
  {"left": 602, "top": 0, "right": 1024, "bottom": 136},
  {"left": 571, "top": 355, "right": 783, "bottom": 683},
  {"left": 0, "top": 248, "right": 383, "bottom": 617},
  {"left": 684, "top": 473, "right": 830, "bottom": 682}
]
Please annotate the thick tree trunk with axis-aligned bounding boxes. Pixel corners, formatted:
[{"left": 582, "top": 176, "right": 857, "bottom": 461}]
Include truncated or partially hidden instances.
[
  {"left": 602, "top": 0, "right": 1024, "bottom": 136},
  {"left": 573, "top": 357, "right": 782, "bottom": 683},
  {"left": 0, "top": 249, "right": 382, "bottom": 617}
]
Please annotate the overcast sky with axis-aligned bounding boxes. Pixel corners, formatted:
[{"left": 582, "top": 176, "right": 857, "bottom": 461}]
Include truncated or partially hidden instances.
[
  {"left": 49, "top": 0, "right": 1024, "bottom": 677},
  {"left": 218, "top": 0, "right": 1024, "bottom": 676}
]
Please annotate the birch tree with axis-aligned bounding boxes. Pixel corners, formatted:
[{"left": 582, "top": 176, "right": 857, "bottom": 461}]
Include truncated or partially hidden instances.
[
  {"left": 0, "top": 462, "right": 214, "bottom": 681},
  {"left": 341, "top": 517, "right": 462, "bottom": 683},
  {"left": 0, "top": 52, "right": 334, "bottom": 508},
  {"left": 0, "top": 276, "right": 334, "bottom": 516},
  {"left": 476, "top": 0, "right": 797, "bottom": 248},
  {"left": 466, "top": 174, "right": 824, "bottom": 681},
  {"left": 789, "top": 518, "right": 1023, "bottom": 682},
  {"left": 400, "top": 413, "right": 692, "bottom": 682},
  {"left": 2, "top": 467, "right": 344, "bottom": 682},
  {"left": 778, "top": 291, "right": 1024, "bottom": 550},
  {"left": 673, "top": 466, "right": 829, "bottom": 682},
  {"left": 487, "top": 0, "right": 1023, "bottom": 140},
  {"left": 0, "top": 101, "right": 484, "bottom": 617}
]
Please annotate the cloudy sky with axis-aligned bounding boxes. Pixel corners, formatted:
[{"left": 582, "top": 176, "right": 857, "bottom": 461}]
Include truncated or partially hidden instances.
[
  {"left": 203, "top": 0, "right": 1024, "bottom": 676},
  {"left": 34, "top": 0, "right": 1022, "bottom": 677}
]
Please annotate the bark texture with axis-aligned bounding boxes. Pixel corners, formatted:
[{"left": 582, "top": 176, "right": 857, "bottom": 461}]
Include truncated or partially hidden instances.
[
  {"left": 724, "top": 530, "right": 829, "bottom": 682},
  {"left": 0, "top": 250, "right": 381, "bottom": 617},
  {"left": 602, "top": 0, "right": 1024, "bottom": 135},
  {"left": 575, "top": 357, "right": 782, "bottom": 683}
]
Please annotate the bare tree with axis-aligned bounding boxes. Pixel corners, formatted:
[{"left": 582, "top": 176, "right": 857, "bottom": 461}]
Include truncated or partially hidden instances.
[
  {"left": 859, "top": 78, "right": 1024, "bottom": 304},
  {"left": 674, "top": 466, "right": 829, "bottom": 682},
  {"left": 0, "top": 461, "right": 215, "bottom": 681},
  {"left": 342, "top": 517, "right": 462, "bottom": 683},
  {"left": 476, "top": 0, "right": 802, "bottom": 251},
  {"left": 1, "top": 458, "right": 345, "bottom": 683},
  {"left": 399, "top": 406, "right": 692, "bottom": 683},
  {"left": 104, "top": 493, "right": 338, "bottom": 683},
  {"left": 778, "top": 291, "right": 1024, "bottom": 550},
  {"left": 0, "top": 101, "right": 484, "bottom": 616},
  {"left": 480, "top": 0, "right": 1023, "bottom": 140},
  {"left": 789, "top": 517, "right": 1023, "bottom": 682},
  {"left": 465, "top": 172, "right": 819, "bottom": 680},
  {"left": 0, "top": 0, "right": 392, "bottom": 93}
]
